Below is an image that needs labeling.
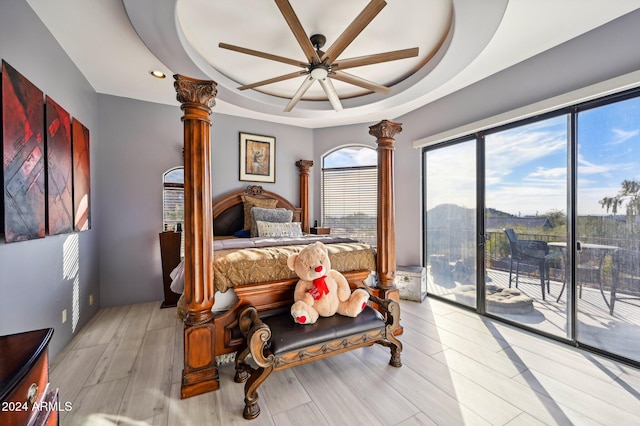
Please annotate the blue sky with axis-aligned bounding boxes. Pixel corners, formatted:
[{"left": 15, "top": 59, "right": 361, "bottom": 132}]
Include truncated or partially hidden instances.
[
  {"left": 324, "top": 145, "right": 376, "bottom": 168},
  {"left": 578, "top": 96, "right": 640, "bottom": 215},
  {"left": 427, "top": 95, "right": 640, "bottom": 216},
  {"left": 485, "top": 116, "right": 568, "bottom": 216}
]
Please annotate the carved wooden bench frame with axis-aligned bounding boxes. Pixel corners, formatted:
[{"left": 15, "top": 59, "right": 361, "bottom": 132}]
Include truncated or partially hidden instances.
[{"left": 233, "top": 294, "right": 402, "bottom": 420}]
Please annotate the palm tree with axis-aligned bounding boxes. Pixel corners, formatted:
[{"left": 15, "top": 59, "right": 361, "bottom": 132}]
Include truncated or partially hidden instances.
[{"left": 600, "top": 179, "right": 640, "bottom": 216}]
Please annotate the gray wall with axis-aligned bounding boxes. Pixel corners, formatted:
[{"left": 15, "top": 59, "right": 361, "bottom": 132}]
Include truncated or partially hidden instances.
[
  {"left": 0, "top": 0, "right": 100, "bottom": 358},
  {"left": 95, "top": 96, "right": 182, "bottom": 307},
  {"left": 96, "top": 96, "right": 313, "bottom": 306},
  {"left": 313, "top": 8, "right": 640, "bottom": 269},
  {"left": 210, "top": 114, "right": 314, "bottom": 206}
]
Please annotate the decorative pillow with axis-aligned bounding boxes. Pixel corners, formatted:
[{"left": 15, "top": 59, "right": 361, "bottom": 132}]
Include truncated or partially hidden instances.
[
  {"left": 233, "top": 229, "right": 251, "bottom": 238},
  {"left": 241, "top": 195, "right": 278, "bottom": 231},
  {"left": 250, "top": 206, "right": 293, "bottom": 237},
  {"left": 256, "top": 221, "right": 303, "bottom": 238}
]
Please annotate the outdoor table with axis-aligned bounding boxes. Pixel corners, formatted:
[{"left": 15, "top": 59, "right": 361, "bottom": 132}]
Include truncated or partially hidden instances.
[{"left": 548, "top": 241, "right": 619, "bottom": 306}]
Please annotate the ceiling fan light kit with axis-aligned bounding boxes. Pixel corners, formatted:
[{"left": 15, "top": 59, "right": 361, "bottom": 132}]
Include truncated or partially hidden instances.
[
  {"left": 310, "top": 66, "right": 329, "bottom": 81},
  {"left": 219, "top": 0, "right": 419, "bottom": 112}
]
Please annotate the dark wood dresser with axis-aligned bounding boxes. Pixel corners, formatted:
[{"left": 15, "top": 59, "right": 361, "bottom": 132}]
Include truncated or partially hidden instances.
[{"left": 0, "top": 328, "right": 58, "bottom": 425}]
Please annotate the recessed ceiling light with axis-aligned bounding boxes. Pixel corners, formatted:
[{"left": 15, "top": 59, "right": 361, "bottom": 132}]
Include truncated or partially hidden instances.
[{"left": 150, "top": 70, "right": 166, "bottom": 79}]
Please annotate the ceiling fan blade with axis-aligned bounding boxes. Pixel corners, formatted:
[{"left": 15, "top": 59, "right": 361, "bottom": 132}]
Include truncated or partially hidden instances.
[
  {"left": 284, "top": 76, "right": 315, "bottom": 112},
  {"left": 219, "top": 43, "right": 306, "bottom": 67},
  {"left": 318, "top": 78, "right": 343, "bottom": 111},
  {"left": 331, "top": 71, "right": 391, "bottom": 94},
  {"left": 333, "top": 47, "right": 419, "bottom": 71},
  {"left": 321, "top": 0, "right": 386, "bottom": 63},
  {"left": 238, "top": 71, "right": 307, "bottom": 91},
  {"left": 274, "top": 0, "right": 320, "bottom": 63}
]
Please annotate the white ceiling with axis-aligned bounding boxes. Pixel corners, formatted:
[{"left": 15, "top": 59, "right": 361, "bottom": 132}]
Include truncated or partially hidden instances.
[
  {"left": 26, "top": 0, "right": 640, "bottom": 129},
  {"left": 178, "top": 0, "right": 452, "bottom": 100}
]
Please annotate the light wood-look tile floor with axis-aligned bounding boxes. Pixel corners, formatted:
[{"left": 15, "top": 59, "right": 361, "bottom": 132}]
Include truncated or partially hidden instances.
[{"left": 50, "top": 298, "right": 640, "bottom": 425}]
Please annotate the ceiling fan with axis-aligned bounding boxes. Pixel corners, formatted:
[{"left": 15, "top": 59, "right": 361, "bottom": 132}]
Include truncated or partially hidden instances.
[{"left": 219, "top": 0, "right": 419, "bottom": 112}]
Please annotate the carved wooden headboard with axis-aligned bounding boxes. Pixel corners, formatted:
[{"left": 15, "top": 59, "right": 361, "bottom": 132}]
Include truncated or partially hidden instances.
[{"left": 212, "top": 185, "right": 302, "bottom": 236}]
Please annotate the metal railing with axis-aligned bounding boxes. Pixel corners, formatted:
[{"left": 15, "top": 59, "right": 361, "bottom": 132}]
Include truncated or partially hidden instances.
[{"left": 426, "top": 229, "right": 640, "bottom": 294}]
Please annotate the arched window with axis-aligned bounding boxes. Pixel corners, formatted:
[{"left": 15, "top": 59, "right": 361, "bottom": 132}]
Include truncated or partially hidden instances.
[
  {"left": 321, "top": 146, "right": 377, "bottom": 245},
  {"left": 163, "top": 167, "right": 184, "bottom": 255}
]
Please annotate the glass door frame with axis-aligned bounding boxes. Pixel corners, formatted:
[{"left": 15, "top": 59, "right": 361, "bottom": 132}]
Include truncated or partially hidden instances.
[
  {"left": 423, "top": 87, "right": 640, "bottom": 368},
  {"left": 423, "top": 111, "right": 578, "bottom": 344},
  {"left": 476, "top": 134, "right": 487, "bottom": 315},
  {"left": 422, "top": 137, "right": 479, "bottom": 310},
  {"left": 571, "top": 89, "right": 640, "bottom": 365}
]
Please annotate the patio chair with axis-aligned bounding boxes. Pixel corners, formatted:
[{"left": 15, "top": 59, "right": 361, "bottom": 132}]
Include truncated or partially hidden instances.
[
  {"left": 504, "top": 228, "right": 551, "bottom": 300},
  {"left": 610, "top": 248, "right": 640, "bottom": 315}
]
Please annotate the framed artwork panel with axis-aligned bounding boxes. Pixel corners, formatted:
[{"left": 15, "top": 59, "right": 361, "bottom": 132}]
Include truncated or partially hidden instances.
[
  {"left": 1, "top": 60, "right": 45, "bottom": 242},
  {"left": 239, "top": 132, "right": 275, "bottom": 183},
  {"left": 45, "top": 95, "right": 73, "bottom": 235},
  {"left": 72, "top": 118, "right": 91, "bottom": 231}
]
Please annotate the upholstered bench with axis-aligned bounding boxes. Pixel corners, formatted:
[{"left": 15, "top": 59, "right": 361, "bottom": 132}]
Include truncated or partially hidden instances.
[{"left": 233, "top": 294, "right": 402, "bottom": 419}]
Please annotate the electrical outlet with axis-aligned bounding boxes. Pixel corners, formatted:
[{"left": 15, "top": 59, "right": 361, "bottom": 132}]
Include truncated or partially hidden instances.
[
  {"left": 62, "top": 309, "right": 67, "bottom": 324},
  {"left": 89, "top": 294, "right": 94, "bottom": 306}
]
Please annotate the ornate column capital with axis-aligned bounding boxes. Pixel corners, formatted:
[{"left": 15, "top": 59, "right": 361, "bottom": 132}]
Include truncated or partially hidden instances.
[
  {"left": 369, "top": 120, "right": 403, "bottom": 141},
  {"left": 174, "top": 74, "right": 217, "bottom": 118},
  {"left": 295, "top": 159, "right": 314, "bottom": 175}
]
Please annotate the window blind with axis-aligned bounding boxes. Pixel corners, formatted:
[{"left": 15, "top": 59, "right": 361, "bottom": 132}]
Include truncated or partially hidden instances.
[
  {"left": 322, "top": 165, "right": 377, "bottom": 245},
  {"left": 163, "top": 183, "right": 185, "bottom": 256},
  {"left": 163, "top": 183, "right": 184, "bottom": 230}
]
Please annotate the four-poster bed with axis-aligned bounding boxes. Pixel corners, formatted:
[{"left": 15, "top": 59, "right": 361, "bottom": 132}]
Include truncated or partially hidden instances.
[{"left": 173, "top": 74, "right": 401, "bottom": 398}]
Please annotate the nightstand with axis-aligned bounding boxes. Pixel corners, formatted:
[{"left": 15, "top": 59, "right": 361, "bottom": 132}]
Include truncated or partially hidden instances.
[{"left": 310, "top": 227, "right": 330, "bottom": 235}]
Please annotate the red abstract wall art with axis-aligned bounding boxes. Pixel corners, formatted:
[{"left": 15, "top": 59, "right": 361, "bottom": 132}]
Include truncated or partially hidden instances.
[
  {"left": 45, "top": 96, "right": 73, "bottom": 235},
  {"left": 72, "top": 118, "right": 91, "bottom": 231},
  {"left": 1, "top": 60, "right": 45, "bottom": 243}
]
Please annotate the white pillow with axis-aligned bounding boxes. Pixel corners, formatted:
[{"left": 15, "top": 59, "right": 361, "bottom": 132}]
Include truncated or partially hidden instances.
[
  {"left": 250, "top": 206, "right": 293, "bottom": 237},
  {"left": 256, "top": 220, "right": 303, "bottom": 237},
  {"left": 169, "top": 260, "right": 185, "bottom": 293}
]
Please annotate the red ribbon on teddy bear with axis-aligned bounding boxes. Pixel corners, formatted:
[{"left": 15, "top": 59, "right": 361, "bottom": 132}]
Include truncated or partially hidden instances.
[{"left": 307, "top": 275, "right": 329, "bottom": 300}]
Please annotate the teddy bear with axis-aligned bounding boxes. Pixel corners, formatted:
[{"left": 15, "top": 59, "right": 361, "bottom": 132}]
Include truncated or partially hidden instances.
[{"left": 287, "top": 241, "right": 370, "bottom": 324}]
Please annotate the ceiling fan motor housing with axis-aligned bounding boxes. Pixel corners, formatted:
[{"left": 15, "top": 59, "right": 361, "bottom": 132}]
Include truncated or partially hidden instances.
[{"left": 310, "top": 34, "right": 326, "bottom": 49}]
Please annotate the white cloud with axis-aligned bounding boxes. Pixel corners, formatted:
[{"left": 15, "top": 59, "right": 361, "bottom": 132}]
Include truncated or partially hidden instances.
[
  {"left": 324, "top": 146, "right": 376, "bottom": 167},
  {"left": 485, "top": 119, "right": 566, "bottom": 181},
  {"left": 486, "top": 182, "right": 567, "bottom": 215},
  {"left": 425, "top": 142, "right": 476, "bottom": 210},
  {"left": 608, "top": 128, "right": 640, "bottom": 145},
  {"left": 528, "top": 166, "right": 566, "bottom": 179},
  {"left": 576, "top": 151, "right": 639, "bottom": 182}
]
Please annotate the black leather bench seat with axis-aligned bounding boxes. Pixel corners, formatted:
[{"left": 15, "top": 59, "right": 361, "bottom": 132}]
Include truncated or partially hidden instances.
[{"left": 263, "top": 306, "right": 385, "bottom": 355}]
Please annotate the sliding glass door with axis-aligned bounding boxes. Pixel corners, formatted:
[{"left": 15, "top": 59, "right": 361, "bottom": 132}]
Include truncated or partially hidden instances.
[
  {"left": 424, "top": 140, "right": 477, "bottom": 308},
  {"left": 575, "top": 95, "right": 640, "bottom": 362},
  {"left": 423, "top": 89, "right": 640, "bottom": 365},
  {"left": 484, "top": 116, "right": 568, "bottom": 337}
]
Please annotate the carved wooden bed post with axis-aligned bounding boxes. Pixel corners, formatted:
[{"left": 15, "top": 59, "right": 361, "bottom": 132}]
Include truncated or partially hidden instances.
[
  {"left": 370, "top": 120, "right": 401, "bottom": 298},
  {"left": 174, "top": 74, "right": 219, "bottom": 398},
  {"left": 296, "top": 159, "right": 313, "bottom": 233}
]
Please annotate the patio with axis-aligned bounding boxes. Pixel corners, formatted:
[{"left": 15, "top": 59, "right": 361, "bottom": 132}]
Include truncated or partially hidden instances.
[{"left": 427, "top": 267, "right": 640, "bottom": 363}]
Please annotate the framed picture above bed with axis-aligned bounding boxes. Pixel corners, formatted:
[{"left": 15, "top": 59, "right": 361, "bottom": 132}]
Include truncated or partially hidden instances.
[{"left": 239, "top": 132, "right": 275, "bottom": 183}]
